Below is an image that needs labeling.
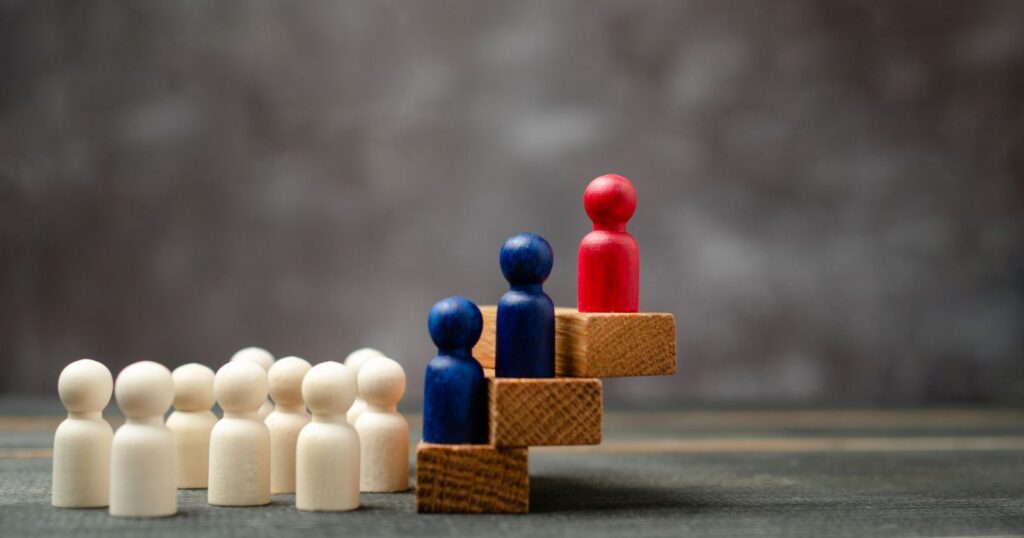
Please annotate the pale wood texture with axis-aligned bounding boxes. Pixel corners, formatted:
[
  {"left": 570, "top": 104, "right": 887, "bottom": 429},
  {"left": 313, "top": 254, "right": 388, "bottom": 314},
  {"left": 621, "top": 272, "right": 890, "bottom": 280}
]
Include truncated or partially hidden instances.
[
  {"left": 473, "top": 306, "right": 677, "bottom": 377},
  {"left": 296, "top": 361, "right": 360, "bottom": 512},
  {"left": 109, "top": 361, "right": 177, "bottom": 517},
  {"left": 488, "top": 377, "right": 602, "bottom": 447},
  {"left": 415, "top": 442, "right": 528, "bottom": 514},
  {"left": 52, "top": 359, "right": 113, "bottom": 508}
]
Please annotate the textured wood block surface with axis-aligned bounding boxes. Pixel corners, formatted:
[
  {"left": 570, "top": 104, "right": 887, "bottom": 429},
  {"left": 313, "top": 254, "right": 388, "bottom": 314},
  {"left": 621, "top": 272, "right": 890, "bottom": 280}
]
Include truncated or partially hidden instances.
[
  {"left": 473, "top": 306, "right": 677, "bottom": 378},
  {"left": 415, "top": 442, "right": 529, "bottom": 514},
  {"left": 488, "top": 377, "right": 602, "bottom": 447}
]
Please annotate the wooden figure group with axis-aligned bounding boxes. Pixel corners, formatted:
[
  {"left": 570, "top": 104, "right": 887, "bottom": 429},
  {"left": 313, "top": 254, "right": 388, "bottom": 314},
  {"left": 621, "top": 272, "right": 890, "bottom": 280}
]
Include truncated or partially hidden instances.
[
  {"left": 423, "top": 173, "right": 641, "bottom": 441},
  {"left": 416, "top": 173, "right": 672, "bottom": 514},
  {"left": 51, "top": 172, "right": 671, "bottom": 518},
  {"left": 52, "top": 345, "right": 410, "bottom": 518}
]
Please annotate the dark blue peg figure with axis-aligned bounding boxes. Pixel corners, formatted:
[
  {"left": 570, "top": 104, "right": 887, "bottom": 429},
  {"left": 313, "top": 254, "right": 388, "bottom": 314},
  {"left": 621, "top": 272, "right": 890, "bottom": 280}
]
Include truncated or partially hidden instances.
[
  {"left": 422, "top": 296, "right": 488, "bottom": 444},
  {"left": 495, "top": 233, "right": 555, "bottom": 378}
]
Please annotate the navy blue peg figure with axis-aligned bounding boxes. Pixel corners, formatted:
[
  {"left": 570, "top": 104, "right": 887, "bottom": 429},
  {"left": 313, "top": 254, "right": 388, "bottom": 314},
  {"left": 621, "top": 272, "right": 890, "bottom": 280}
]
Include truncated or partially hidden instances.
[
  {"left": 422, "top": 296, "right": 488, "bottom": 444},
  {"left": 495, "top": 233, "right": 555, "bottom": 378}
]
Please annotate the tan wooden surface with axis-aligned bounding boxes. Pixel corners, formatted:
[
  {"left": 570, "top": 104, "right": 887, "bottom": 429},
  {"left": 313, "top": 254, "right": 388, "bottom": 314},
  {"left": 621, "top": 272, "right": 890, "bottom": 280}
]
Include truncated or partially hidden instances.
[
  {"left": 472, "top": 306, "right": 677, "bottom": 377},
  {"left": 488, "top": 377, "right": 602, "bottom": 447},
  {"left": 415, "top": 442, "right": 529, "bottom": 514}
]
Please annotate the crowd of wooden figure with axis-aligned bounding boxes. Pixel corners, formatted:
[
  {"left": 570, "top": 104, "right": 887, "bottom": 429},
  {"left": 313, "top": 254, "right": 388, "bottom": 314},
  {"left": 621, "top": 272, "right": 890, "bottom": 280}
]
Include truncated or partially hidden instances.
[
  {"left": 51, "top": 174, "right": 657, "bottom": 516},
  {"left": 53, "top": 347, "right": 409, "bottom": 516}
]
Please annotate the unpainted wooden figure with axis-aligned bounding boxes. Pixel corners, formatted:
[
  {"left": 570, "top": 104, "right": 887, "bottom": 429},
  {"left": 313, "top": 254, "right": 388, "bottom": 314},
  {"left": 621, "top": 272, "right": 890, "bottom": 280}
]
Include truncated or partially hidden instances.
[
  {"left": 167, "top": 363, "right": 217, "bottom": 489},
  {"left": 208, "top": 360, "right": 271, "bottom": 506},
  {"left": 110, "top": 361, "right": 177, "bottom": 518},
  {"left": 344, "top": 347, "right": 385, "bottom": 425},
  {"left": 230, "top": 346, "right": 275, "bottom": 420},
  {"left": 296, "top": 361, "right": 360, "bottom": 511},
  {"left": 52, "top": 359, "right": 114, "bottom": 508},
  {"left": 355, "top": 356, "right": 409, "bottom": 492},
  {"left": 266, "top": 356, "right": 312, "bottom": 494}
]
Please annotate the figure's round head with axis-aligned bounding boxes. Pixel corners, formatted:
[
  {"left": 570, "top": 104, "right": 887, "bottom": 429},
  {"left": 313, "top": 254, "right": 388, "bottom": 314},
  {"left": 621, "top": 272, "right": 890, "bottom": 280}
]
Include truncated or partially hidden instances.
[
  {"left": 343, "top": 347, "right": 385, "bottom": 375},
  {"left": 583, "top": 174, "right": 637, "bottom": 227},
  {"left": 268, "top": 356, "right": 312, "bottom": 406},
  {"left": 230, "top": 346, "right": 275, "bottom": 372},
  {"left": 172, "top": 363, "right": 215, "bottom": 412},
  {"left": 499, "top": 233, "right": 553, "bottom": 285},
  {"left": 302, "top": 361, "right": 356, "bottom": 415},
  {"left": 214, "top": 360, "right": 268, "bottom": 413},
  {"left": 114, "top": 361, "right": 174, "bottom": 419},
  {"left": 427, "top": 296, "right": 483, "bottom": 350},
  {"left": 358, "top": 356, "right": 406, "bottom": 407},
  {"left": 58, "top": 359, "right": 113, "bottom": 413}
]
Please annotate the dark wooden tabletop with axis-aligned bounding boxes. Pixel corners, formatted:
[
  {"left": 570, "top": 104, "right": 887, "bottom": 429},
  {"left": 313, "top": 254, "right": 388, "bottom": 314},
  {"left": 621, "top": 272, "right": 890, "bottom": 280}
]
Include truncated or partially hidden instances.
[{"left": 2, "top": 398, "right": 1023, "bottom": 538}]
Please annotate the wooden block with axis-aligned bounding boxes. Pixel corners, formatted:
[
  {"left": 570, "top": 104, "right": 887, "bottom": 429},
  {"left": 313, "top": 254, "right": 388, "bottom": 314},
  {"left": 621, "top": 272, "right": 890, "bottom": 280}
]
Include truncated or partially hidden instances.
[
  {"left": 488, "top": 377, "right": 602, "bottom": 447},
  {"left": 473, "top": 306, "right": 677, "bottom": 378},
  {"left": 415, "top": 442, "right": 529, "bottom": 514}
]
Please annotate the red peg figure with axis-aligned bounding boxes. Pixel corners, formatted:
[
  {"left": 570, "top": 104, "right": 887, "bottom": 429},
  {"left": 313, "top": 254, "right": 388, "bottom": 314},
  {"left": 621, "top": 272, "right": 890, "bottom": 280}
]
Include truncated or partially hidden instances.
[{"left": 577, "top": 174, "right": 639, "bottom": 312}]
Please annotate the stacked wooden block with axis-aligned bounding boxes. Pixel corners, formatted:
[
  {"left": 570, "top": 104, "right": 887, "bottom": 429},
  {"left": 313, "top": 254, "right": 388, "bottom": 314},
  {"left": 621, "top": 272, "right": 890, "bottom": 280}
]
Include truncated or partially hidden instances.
[{"left": 416, "top": 307, "right": 677, "bottom": 513}]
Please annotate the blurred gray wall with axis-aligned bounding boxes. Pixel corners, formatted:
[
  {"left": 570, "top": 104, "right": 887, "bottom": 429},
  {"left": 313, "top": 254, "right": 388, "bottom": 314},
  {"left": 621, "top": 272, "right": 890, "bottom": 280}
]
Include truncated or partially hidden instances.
[{"left": 1, "top": 0, "right": 1022, "bottom": 406}]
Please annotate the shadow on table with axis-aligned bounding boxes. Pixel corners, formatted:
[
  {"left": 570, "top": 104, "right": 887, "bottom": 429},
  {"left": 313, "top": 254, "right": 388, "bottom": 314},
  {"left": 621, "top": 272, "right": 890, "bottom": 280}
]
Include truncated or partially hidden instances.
[{"left": 530, "top": 475, "right": 708, "bottom": 514}]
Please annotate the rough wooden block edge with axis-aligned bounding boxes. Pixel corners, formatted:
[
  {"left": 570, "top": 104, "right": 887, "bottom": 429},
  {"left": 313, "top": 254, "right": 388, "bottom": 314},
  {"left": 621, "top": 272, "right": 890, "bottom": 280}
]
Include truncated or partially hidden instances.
[
  {"left": 554, "top": 308, "right": 677, "bottom": 377},
  {"left": 488, "top": 377, "right": 603, "bottom": 447},
  {"left": 473, "top": 306, "right": 678, "bottom": 378},
  {"left": 415, "top": 442, "right": 529, "bottom": 514}
]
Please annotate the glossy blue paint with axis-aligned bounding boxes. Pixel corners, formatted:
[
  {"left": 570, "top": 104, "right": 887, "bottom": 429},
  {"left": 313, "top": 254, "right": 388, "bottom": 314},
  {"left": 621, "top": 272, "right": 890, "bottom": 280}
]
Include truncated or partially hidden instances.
[
  {"left": 495, "top": 233, "right": 555, "bottom": 378},
  {"left": 422, "top": 296, "right": 488, "bottom": 444}
]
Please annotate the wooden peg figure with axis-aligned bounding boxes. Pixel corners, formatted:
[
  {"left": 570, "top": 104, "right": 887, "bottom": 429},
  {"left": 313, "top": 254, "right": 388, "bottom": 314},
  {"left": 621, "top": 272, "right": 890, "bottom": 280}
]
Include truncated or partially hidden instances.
[
  {"left": 296, "top": 361, "right": 360, "bottom": 511},
  {"left": 355, "top": 356, "right": 409, "bottom": 492},
  {"left": 422, "top": 296, "right": 487, "bottom": 444},
  {"left": 230, "top": 346, "right": 275, "bottom": 420},
  {"left": 266, "top": 356, "right": 312, "bottom": 494},
  {"left": 208, "top": 360, "right": 271, "bottom": 506},
  {"left": 495, "top": 233, "right": 555, "bottom": 378},
  {"left": 578, "top": 173, "right": 639, "bottom": 312},
  {"left": 52, "top": 359, "right": 113, "bottom": 508},
  {"left": 109, "top": 361, "right": 177, "bottom": 518},
  {"left": 167, "top": 363, "right": 217, "bottom": 489},
  {"left": 344, "top": 347, "right": 385, "bottom": 425}
]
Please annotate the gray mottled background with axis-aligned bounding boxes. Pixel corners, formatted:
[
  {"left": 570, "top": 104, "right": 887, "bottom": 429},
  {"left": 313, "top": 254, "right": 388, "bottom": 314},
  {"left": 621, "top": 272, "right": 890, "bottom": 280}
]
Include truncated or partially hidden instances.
[{"left": 1, "top": 0, "right": 1022, "bottom": 406}]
